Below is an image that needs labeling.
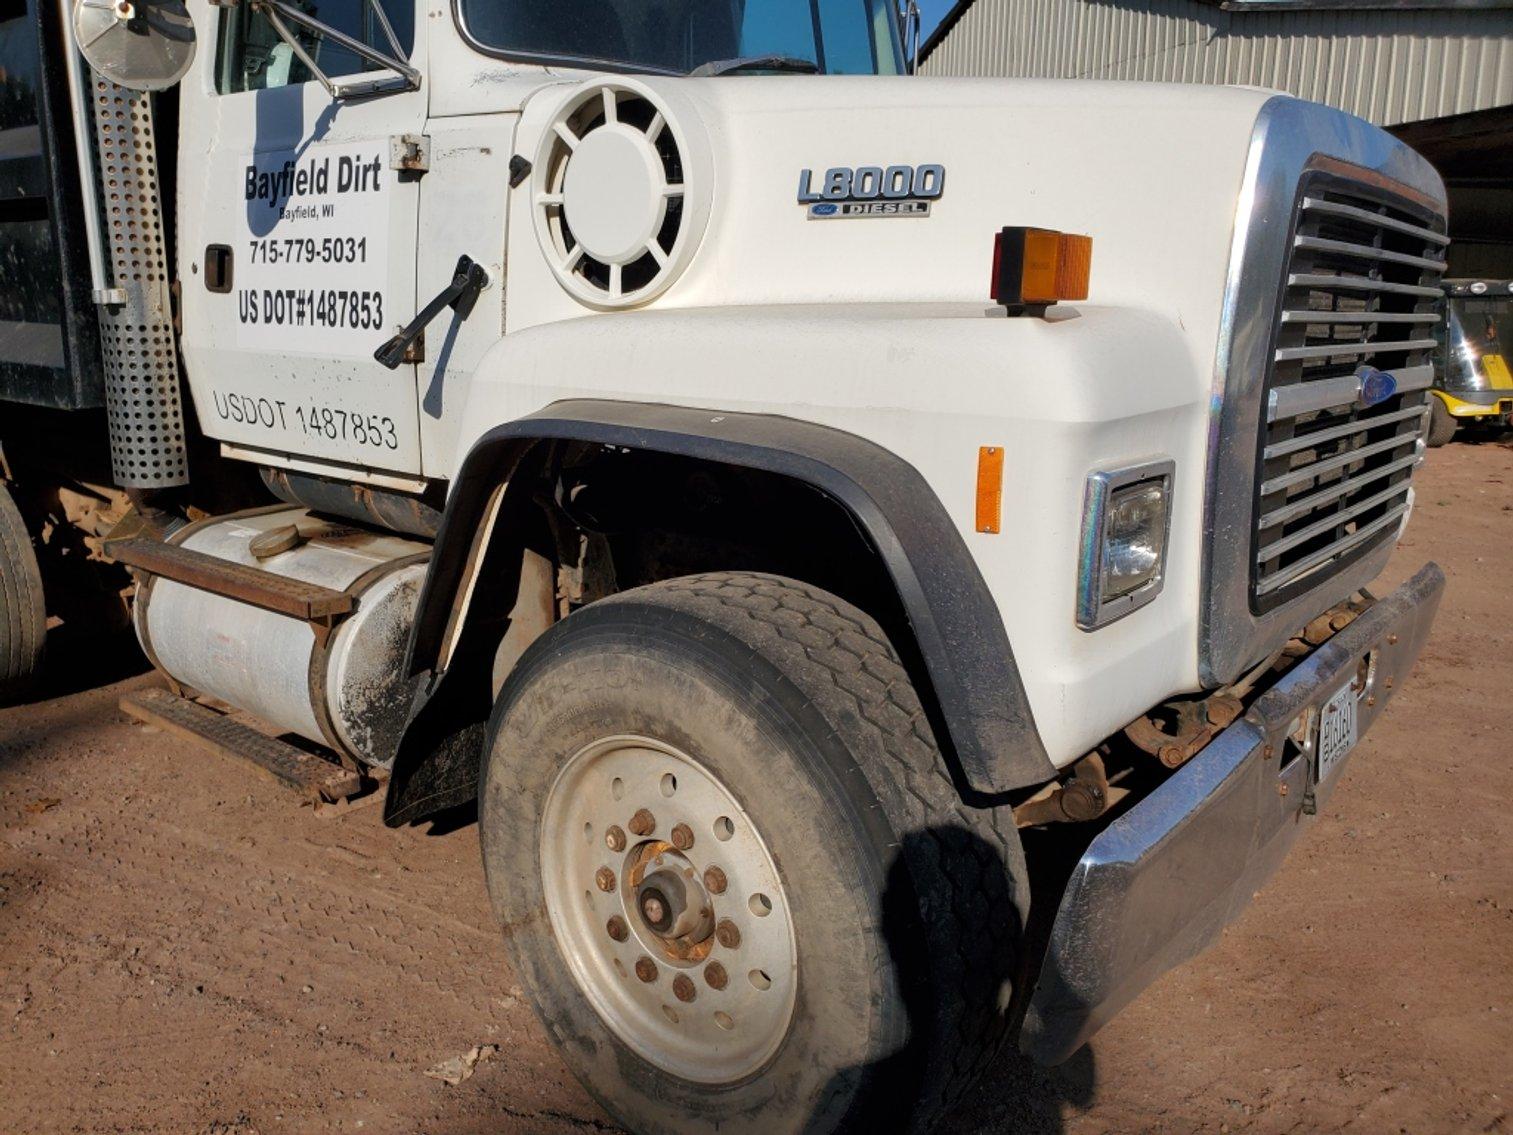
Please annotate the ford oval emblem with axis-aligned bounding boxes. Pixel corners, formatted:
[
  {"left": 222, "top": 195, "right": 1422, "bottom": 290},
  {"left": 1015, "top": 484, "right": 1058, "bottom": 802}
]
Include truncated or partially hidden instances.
[{"left": 1357, "top": 366, "right": 1397, "bottom": 408}]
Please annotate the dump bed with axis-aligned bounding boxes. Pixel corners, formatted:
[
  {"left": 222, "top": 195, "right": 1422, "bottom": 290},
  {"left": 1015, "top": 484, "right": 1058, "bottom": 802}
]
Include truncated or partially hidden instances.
[{"left": 0, "top": 0, "right": 102, "bottom": 411}]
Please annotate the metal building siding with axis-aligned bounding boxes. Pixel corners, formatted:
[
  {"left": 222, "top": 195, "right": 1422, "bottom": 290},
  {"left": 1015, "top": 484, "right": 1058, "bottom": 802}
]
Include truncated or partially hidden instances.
[{"left": 922, "top": 0, "right": 1513, "bottom": 126}]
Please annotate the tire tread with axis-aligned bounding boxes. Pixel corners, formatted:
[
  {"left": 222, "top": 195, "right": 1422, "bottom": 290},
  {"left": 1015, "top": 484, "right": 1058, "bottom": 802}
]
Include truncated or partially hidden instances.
[
  {"left": 627, "top": 572, "right": 1027, "bottom": 1128},
  {"left": 1427, "top": 397, "right": 1457, "bottom": 447},
  {"left": 0, "top": 483, "right": 45, "bottom": 699}
]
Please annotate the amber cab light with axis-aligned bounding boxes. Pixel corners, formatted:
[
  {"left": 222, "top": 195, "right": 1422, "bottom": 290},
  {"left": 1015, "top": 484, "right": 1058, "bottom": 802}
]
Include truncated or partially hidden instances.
[{"left": 990, "top": 227, "right": 1093, "bottom": 316}]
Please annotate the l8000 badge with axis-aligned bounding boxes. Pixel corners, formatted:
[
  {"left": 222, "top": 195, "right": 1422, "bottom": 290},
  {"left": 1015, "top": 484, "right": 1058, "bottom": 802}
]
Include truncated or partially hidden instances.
[{"left": 798, "top": 164, "right": 944, "bottom": 220}]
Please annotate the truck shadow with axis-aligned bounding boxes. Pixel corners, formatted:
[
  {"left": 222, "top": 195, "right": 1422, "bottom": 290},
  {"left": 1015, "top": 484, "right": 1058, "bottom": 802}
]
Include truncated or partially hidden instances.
[
  {"left": 810, "top": 824, "right": 1095, "bottom": 1134},
  {"left": 416, "top": 822, "right": 1096, "bottom": 1134},
  {"left": 421, "top": 309, "right": 466, "bottom": 420},
  {"left": 246, "top": 89, "right": 340, "bottom": 238},
  {"left": 11, "top": 626, "right": 150, "bottom": 706},
  {"left": 941, "top": 1043, "right": 1096, "bottom": 1133},
  {"left": 421, "top": 798, "right": 478, "bottom": 836}
]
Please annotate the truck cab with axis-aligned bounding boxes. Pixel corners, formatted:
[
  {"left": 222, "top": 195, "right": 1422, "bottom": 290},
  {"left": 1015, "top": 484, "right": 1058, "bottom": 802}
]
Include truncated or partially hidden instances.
[
  {"left": 180, "top": 0, "right": 906, "bottom": 481},
  {"left": 0, "top": 1, "right": 1449, "bottom": 1131}
]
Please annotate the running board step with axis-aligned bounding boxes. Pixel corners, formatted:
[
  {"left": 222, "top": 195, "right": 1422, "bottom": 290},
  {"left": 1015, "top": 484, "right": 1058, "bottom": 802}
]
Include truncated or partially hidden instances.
[
  {"left": 110, "top": 538, "right": 353, "bottom": 622},
  {"left": 121, "top": 687, "right": 363, "bottom": 802}
]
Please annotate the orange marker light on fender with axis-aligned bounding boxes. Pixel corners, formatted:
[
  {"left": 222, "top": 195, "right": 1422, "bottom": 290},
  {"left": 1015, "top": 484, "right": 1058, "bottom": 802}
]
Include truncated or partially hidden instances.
[
  {"left": 976, "top": 446, "right": 1004, "bottom": 534},
  {"left": 990, "top": 227, "right": 1092, "bottom": 316}
]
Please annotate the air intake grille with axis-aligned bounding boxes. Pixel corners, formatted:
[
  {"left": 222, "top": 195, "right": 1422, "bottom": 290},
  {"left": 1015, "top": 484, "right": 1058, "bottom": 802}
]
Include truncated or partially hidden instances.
[
  {"left": 535, "top": 83, "right": 687, "bottom": 307},
  {"left": 1252, "top": 179, "right": 1447, "bottom": 607}
]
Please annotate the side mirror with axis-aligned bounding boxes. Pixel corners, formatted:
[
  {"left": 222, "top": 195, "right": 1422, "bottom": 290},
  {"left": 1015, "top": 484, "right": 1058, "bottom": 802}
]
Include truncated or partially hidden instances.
[{"left": 73, "top": 0, "right": 197, "bottom": 91}]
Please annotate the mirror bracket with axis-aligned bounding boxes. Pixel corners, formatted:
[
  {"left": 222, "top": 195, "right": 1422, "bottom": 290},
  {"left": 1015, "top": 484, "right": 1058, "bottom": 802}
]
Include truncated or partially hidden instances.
[
  {"left": 249, "top": 0, "right": 420, "bottom": 99},
  {"left": 898, "top": 0, "right": 921, "bottom": 73}
]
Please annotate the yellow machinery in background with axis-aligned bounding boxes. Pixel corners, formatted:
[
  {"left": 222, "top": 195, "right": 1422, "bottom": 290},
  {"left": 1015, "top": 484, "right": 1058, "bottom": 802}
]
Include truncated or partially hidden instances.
[{"left": 1429, "top": 280, "right": 1513, "bottom": 446}]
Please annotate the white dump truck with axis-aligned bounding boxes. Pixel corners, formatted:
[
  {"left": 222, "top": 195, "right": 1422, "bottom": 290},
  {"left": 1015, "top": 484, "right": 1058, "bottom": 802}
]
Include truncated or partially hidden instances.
[{"left": 0, "top": 1, "right": 1447, "bottom": 1130}]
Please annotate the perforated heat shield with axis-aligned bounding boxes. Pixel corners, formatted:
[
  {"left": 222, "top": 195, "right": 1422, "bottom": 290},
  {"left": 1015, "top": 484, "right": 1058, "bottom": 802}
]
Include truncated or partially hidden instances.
[{"left": 90, "top": 79, "right": 188, "bottom": 489}]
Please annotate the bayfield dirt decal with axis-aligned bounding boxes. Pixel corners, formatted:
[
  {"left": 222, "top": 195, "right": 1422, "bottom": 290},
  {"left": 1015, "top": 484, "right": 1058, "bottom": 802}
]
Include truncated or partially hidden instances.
[{"left": 235, "top": 141, "right": 389, "bottom": 357}]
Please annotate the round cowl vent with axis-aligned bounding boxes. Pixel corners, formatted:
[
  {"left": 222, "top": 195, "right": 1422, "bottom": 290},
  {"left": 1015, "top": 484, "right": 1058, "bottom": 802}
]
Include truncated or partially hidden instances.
[{"left": 532, "top": 79, "right": 712, "bottom": 309}]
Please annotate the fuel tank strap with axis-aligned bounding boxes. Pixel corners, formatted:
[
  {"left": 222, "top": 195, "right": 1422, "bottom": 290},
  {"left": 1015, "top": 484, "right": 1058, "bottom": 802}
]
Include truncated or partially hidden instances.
[{"left": 111, "top": 538, "right": 354, "bottom": 623}]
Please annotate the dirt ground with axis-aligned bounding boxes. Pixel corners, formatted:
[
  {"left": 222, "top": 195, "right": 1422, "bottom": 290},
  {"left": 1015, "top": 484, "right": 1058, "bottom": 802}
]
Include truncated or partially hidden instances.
[{"left": 2, "top": 440, "right": 1509, "bottom": 1135}]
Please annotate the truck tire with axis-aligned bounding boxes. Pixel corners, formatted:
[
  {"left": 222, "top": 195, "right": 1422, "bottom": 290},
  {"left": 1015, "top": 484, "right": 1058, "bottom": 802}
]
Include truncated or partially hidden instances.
[
  {"left": 0, "top": 481, "right": 45, "bottom": 701},
  {"left": 1427, "top": 397, "right": 1457, "bottom": 447},
  {"left": 480, "top": 572, "right": 1028, "bottom": 1135}
]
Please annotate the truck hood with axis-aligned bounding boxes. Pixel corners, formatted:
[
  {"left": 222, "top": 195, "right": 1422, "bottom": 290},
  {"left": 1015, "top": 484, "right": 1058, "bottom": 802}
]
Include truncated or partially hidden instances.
[{"left": 504, "top": 76, "right": 1281, "bottom": 363}]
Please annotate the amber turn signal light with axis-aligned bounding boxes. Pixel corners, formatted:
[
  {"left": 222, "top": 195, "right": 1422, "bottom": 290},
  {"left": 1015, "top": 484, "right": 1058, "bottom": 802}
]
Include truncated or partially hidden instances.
[
  {"left": 990, "top": 227, "right": 1093, "bottom": 315},
  {"left": 976, "top": 445, "right": 1004, "bottom": 534}
]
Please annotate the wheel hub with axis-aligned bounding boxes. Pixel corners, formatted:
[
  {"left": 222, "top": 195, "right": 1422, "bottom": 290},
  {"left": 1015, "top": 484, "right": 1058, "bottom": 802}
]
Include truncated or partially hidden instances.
[
  {"left": 539, "top": 736, "right": 798, "bottom": 1084},
  {"left": 626, "top": 842, "right": 716, "bottom": 957}
]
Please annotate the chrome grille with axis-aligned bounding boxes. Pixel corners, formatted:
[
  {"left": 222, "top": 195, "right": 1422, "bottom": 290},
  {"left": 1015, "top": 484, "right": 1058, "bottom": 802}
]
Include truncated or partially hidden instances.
[{"left": 1252, "top": 180, "right": 1447, "bottom": 606}]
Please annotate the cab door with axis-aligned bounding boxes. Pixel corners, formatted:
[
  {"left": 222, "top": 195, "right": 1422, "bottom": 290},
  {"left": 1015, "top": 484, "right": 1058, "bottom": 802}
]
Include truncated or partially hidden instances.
[{"left": 178, "top": 0, "right": 426, "bottom": 475}]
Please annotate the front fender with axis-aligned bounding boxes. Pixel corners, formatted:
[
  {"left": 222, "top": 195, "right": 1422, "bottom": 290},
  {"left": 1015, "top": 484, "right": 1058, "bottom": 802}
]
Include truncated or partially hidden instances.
[
  {"left": 390, "top": 302, "right": 1211, "bottom": 823},
  {"left": 401, "top": 396, "right": 1056, "bottom": 807},
  {"left": 456, "top": 302, "right": 1209, "bottom": 752}
]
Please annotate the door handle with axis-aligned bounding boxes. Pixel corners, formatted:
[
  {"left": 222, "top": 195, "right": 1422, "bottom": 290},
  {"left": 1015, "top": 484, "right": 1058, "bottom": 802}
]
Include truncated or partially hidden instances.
[
  {"left": 374, "top": 255, "right": 490, "bottom": 370},
  {"left": 205, "top": 244, "right": 234, "bottom": 293}
]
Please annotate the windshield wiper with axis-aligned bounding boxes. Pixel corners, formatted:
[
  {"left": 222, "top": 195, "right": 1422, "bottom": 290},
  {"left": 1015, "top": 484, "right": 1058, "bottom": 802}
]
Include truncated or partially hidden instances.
[{"left": 689, "top": 55, "right": 820, "bottom": 77}]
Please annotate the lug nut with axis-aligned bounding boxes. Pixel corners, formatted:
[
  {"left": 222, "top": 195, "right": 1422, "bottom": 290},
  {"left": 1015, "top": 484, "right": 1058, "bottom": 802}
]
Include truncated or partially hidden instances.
[
  {"left": 607, "top": 916, "right": 629, "bottom": 942},
  {"left": 1278, "top": 783, "right": 1289, "bottom": 797},
  {"left": 670, "top": 823, "right": 695, "bottom": 851},
  {"left": 715, "top": 919, "right": 741, "bottom": 949},
  {"left": 605, "top": 825, "right": 626, "bottom": 852},
  {"left": 704, "top": 961, "right": 728, "bottom": 990},
  {"left": 634, "top": 956, "right": 658, "bottom": 983},
  {"left": 628, "top": 809, "right": 656, "bottom": 836},
  {"left": 595, "top": 867, "right": 617, "bottom": 893},
  {"left": 703, "top": 865, "right": 727, "bottom": 895},
  {"left": 672, "top": 974, "right": 697, "bottom": 1003}
]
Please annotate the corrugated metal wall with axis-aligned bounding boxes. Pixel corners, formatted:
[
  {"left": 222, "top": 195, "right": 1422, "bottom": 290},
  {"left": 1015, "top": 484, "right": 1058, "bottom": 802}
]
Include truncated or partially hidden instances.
[{"left": 922, "top": 0, "right": 1513, "bottom": 126}]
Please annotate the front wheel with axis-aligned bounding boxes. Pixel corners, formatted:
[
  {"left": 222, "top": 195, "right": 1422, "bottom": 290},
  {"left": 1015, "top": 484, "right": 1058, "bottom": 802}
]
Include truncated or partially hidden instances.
[
  {"left": 480, "top": 573, "right": 1028, "bottom": 1135},
  {"left": 0, "top": 482, "right": 45, "bottom": 702},
  {"left": 1427, "top": 396, "right": 1457, "bottom": 447}
]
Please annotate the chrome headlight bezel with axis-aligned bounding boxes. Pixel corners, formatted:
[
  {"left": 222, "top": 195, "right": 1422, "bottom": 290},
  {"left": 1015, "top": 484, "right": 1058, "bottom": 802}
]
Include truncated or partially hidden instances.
[{"left": 1076, "top": 459, "right": 1175, "bottom": 631}]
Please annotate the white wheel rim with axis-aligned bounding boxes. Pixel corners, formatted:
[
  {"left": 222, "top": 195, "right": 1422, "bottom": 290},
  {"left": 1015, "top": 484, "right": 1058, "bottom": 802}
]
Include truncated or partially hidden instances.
[{"left": 540, "top": 735, "right": 798, "bottom": 1084}]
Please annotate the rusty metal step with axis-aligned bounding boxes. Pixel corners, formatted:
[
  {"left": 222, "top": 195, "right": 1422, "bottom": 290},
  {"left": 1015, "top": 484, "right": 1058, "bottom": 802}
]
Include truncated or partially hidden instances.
[
  {"left": 110, "top": 538, "right": 353, "bottom": 622},
  {"left": 120, "top": 687, "right": 362, "bottom": 803}
]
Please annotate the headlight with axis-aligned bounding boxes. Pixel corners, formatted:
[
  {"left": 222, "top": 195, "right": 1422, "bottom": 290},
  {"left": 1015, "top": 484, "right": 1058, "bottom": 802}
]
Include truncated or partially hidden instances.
[{"left": 1077, "top": 461, "right": 1174, "bottom": 630}]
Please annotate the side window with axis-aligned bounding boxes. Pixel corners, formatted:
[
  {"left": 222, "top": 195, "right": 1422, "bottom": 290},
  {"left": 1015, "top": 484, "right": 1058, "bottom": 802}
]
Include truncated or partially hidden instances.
[
  {"left": 735, "top": 1, "right": 821, "bottom": 67},
  {"left": 816, "top": 1, "right": 876, "bottom": 75},
  {"left": 215, "top": 0, "right": 415, "bottom": 94},
  {"left": 0, "top": 6, "right": 40, "bottom": 131}
]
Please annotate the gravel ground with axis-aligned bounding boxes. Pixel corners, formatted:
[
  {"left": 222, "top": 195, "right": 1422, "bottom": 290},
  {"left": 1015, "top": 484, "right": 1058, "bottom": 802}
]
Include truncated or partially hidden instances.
[{"left": 1, "top": 439, "right": 1509, "bottom": 1135}]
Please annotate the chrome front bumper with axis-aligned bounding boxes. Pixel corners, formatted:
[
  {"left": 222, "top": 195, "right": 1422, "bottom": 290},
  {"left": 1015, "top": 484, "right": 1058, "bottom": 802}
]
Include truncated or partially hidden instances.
[{"left": 1020, "top": 562, "right": 1445, "bottom": 1065}]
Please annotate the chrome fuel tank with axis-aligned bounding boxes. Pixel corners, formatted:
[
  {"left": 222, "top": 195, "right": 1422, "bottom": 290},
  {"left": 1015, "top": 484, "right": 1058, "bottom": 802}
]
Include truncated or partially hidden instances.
[{"left": 134, "top": 507, "right": 429, "bottom": 768}]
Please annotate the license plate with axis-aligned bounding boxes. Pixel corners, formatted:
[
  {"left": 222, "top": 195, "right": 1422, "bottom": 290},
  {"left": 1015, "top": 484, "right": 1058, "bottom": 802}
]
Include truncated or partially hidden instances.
[{"left": 1317, "top": 681, "right": 1358, "bottom": 783}]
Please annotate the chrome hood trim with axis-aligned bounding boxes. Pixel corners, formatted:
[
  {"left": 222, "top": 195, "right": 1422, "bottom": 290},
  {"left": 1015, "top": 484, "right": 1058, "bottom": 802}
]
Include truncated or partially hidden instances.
[{"left": 1199, "top": 96, "right": 1446, "bottom": 686}]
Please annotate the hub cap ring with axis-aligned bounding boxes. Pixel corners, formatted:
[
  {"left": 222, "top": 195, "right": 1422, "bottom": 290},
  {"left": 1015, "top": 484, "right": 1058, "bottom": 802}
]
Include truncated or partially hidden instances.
[{"left": 540, "top": 735, "right": 798, "bottom": 1084}]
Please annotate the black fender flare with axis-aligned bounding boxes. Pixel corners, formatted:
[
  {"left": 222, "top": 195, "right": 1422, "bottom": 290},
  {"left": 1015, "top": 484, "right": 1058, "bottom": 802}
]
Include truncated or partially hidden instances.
[{"left": 384, "top": 400, "right": 1053, "bottom": 824}]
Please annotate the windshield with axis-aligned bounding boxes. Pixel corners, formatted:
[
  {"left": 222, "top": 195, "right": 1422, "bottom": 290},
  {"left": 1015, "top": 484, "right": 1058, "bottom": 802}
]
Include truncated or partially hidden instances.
[
  {"left": 458, "top": 0, "right": 905, "bottom": 76},
  {"left": 1443, "top": 295, "right": 1513, "bottom": 392}
]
